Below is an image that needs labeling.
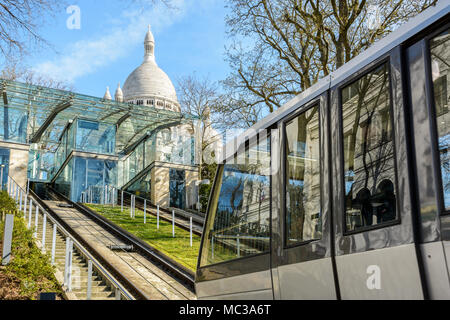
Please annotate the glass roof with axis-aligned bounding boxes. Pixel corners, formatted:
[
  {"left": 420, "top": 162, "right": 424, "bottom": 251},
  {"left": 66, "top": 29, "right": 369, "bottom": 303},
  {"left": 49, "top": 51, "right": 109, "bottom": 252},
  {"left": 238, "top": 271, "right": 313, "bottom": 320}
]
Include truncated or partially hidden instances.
[{"left": 0, "top": 79, "right": 198, "bottom": 153}]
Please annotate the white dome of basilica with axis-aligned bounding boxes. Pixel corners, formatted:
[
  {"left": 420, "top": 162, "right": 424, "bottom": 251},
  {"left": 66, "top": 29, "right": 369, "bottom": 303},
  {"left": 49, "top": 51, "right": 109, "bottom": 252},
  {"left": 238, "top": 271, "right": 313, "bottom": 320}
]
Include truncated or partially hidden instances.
[
  {"left": 121, "top": 25, "right": 179, "bottom": 111},
  {"left": 123, "top": 61, "right": 177, "bottom": 102}
]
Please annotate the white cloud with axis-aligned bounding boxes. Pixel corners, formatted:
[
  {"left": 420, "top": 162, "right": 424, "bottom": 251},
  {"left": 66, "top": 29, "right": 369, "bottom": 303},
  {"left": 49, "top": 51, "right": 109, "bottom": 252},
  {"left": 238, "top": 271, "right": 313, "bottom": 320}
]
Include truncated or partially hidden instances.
[{"left": 33, "top": 0, "right": 188, "bottom": 83}]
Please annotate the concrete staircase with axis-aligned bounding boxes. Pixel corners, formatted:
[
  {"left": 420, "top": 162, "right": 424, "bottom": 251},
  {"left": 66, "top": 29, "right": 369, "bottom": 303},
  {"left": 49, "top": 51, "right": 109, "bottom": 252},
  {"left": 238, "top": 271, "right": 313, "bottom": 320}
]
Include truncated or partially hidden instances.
[{"left": 34, "top": 215, "right": 117, "bottom": 300}]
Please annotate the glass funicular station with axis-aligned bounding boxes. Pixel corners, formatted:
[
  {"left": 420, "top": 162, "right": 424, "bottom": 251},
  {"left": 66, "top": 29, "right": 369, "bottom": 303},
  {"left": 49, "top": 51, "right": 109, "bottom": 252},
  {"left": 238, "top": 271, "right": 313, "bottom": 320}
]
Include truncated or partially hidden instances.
[{"left": 0, "top": 79, "right": 200, "bottom": 211}]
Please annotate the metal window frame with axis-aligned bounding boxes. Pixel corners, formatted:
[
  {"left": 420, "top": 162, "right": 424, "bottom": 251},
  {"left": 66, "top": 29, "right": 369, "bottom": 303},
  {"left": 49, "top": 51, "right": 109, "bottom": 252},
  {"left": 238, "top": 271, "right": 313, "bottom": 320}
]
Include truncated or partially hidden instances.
[
  {"left": 281, "top": 99, "right": 323, "bottom": 249},
  {"left": 423, "top": 23, "right": 450, "bottom": 216}
]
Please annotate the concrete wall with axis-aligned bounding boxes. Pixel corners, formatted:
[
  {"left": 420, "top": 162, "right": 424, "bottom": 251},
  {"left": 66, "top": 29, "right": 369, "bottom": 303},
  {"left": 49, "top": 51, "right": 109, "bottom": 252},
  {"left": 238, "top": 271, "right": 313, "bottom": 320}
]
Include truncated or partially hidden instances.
[
  {"left": 185, "top": 169, "right": 199, "bottom": 209},
  {"left": 151, "top": 165, "right": 170, "bottom": 207},
  {"left": 0, "top": 141, "right": 29, "bottom": 189}
]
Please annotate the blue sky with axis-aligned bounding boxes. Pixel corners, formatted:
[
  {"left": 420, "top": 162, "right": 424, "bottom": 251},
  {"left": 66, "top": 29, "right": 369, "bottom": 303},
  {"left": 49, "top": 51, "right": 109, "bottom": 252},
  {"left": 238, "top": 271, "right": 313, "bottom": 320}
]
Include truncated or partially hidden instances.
[{"left": 26, "top": 0, "right": 230, "bottom": 98}]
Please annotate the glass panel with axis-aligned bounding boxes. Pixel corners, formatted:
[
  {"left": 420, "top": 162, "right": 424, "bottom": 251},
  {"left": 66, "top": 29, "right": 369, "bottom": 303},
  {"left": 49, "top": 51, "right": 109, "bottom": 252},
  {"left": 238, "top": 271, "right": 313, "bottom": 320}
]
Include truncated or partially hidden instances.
[
  {"left": 154, "top": 126, "right": 196, "bottom": 166},
  {"left": 67, "top": 121, "right": 75, "bottom": 154},
  {"left": 158, "top": 128, "right": 172, "bottom": 162},
  {"left": 285, "top": 105, "right": 321, "bottom": 245},
  {"left": 123, "top": 157, "right": 130, "bottom": 185},
  {"left": 0, "top": 107, "right": 28, "bottom": 144},
  {"left": 170, "top": 169, "right": 186, "bottom": 209},
  {"left": 430, "top": 29, "right": 450, "bottom": 211},
  {"left": 87, "top": 159, "right": 105, "bottom": 203},
  {"left": 117, "top": 157, "right": 124, "bottom": 187},
  {"left": 128, "top": 169, "right": 151, "bottom": 200},
  {"left": 54, "top": 129, "right": 68, "bottom": 173},
  {"left": 28, "top": 149, "right": 55, "bottom": 181},
  {"left": 199, "top": 134, "right": 271, "bottom": 267},
  {"left": 104, "top": 160, "right": 117, "bottom": 187},
  {"left": 72, "top": 157, "right": 87, "bottom": 202},
  {"left": 69, "top": 157, "right": 117, "bottom": 203},
  {"left": 342, "top": 63, "right": 397, "bottom": 232},
  {"left": 145, "top": 137, "right": 156, "bottom": 165},
  {"left": 0, "top": 148, "right": 10, "bottom": 190},
  {"left": 128, "top": 150, "right": 137, "bottom": 181},
  {"left": 136, "top": 143, "right": 144, "bottom": 172},
  {"left": 76, "top": 119, "right": 115, "bottom": 155},
  {"left": 54, "top": 158, "right": 73, "bottom": 199}
]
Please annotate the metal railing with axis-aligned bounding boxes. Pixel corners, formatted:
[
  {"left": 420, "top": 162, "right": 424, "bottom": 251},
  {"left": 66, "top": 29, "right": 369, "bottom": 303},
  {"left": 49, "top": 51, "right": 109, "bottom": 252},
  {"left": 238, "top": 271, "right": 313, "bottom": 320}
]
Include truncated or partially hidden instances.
[
  {"left": 49, "top": 186, "right": 195, "bottom": 299},
  {"left": 5, "top": 176, "right": 134, "bottom": 300},
  {"left": 80, "top": 184, "right": 202, "bottom": 235}
]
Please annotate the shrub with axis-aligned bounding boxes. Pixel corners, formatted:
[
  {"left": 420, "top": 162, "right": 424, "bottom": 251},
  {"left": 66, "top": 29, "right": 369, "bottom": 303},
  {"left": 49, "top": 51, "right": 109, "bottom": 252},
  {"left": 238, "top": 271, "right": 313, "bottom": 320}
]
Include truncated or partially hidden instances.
[{"left": 0, "top": 191, "right": 63, "bottom": 299}]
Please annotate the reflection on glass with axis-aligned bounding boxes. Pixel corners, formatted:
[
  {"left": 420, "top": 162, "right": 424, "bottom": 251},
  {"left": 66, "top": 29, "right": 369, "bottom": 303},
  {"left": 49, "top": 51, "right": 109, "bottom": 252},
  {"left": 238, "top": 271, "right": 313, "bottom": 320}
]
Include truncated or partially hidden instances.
[
  {"left": 128, "top": 169, "right": 151, "bottom": 200},
  {"left": 76, "top": 119, "right": 115, "bottom": 155},
  {"left": 0, "top": 108, "right": 28, "bottom": 144},
  {"left": 170, "top": 169, "right": 186, "bottom": 209},
  {"left": 431, "top": 29, "right": 450, "bottom": 211},
  {"left": 28, "top": 149, "right": 55, "bottom": 181},
  {"left": 285, "top": 106, "right": 321, "bottom": 245},
  {"left": 55, "top": 158, "right": 73, "bottom": 199},
  {"left": 200, "top": 134, "right": 270, "bottom": 267},
  {"left": 128, "top": 148, "right": 138, "bottom": 181},
  {"left": 55, "top": 157, "right": 117, "bottom": 203},
  {"left": 119, "top": 126, "right": 195, "bottom": 188},
  {"left": 0, "top": 148, "right": 10, "bottom": 190},
  {"left": 342, "top": 63, "right": 397, "bottom": 232}
]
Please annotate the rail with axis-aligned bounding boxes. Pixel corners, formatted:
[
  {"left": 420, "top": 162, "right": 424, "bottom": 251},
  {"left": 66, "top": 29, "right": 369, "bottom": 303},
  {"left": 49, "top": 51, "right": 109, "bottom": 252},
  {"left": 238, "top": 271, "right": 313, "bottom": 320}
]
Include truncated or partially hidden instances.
[
  {"left": 51, "top": 187, "right": 196, "bottom": 292},
  {"left": 80, "top": 185, "right": 204, "bottom": 235},
  {"left": 5, "top": 176, "right": 136, "bottom": 300}
]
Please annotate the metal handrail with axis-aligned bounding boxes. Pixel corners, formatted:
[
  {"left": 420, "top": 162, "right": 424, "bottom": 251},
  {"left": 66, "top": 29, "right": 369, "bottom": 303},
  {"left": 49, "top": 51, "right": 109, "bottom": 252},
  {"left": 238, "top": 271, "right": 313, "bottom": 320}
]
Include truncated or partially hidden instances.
[
  {"left": 5, "top": 176, "right": 134, "bottom": 300},
  {"left": 81, "top": 184, "right": 203, "bottom": 224},
  {"left": 44, "top": 187, "right": 166, "bottom": 300}
]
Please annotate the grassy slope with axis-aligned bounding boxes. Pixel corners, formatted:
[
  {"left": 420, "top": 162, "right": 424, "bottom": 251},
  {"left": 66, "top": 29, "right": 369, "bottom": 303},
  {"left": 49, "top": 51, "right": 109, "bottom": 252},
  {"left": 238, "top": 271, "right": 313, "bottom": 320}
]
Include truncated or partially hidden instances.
[
  {"left": 0, "top": 191, "right": 63, "bottom": 300},
  {"left": 86, "top": 204, "right": 201, "bottom": 272}
]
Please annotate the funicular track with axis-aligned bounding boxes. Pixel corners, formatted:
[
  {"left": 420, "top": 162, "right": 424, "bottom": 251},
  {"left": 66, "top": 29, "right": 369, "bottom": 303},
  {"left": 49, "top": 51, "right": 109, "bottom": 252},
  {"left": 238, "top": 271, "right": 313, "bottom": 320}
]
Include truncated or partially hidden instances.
[{"left": 30, "top": 185, "right": 196, "bottom": 300}]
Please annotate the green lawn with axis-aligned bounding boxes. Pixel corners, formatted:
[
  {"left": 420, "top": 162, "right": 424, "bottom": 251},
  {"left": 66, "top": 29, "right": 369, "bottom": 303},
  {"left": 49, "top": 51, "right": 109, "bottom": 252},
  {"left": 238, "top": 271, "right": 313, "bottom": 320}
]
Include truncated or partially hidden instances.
[{"left": 85, "top": 204, "right": 201, "bottom": 272}]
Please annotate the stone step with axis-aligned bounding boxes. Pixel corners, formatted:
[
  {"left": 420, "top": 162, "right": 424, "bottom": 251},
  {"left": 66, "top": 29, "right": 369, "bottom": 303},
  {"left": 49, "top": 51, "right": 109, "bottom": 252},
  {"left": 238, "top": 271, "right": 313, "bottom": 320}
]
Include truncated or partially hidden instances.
[
  {"left": 54, "top": 260, "right": 88, "bottom": 269},
  {"left": 24, "top": 215, "right": 120, "bottom": 301},
  {"left": 74, "top": 292, "right": 117, "bottom": 300},
  {"left": 36, "top": 232, "right": 65, "bottom": 241},
  {"left": 70, "top": 279, "right": 105, "bottom": 287},
  {"left": 55, "top": 255, "right": 88, "bottom": 270},
  {"left": 71, "top": 285, "right": 112, "bottom": 294}
]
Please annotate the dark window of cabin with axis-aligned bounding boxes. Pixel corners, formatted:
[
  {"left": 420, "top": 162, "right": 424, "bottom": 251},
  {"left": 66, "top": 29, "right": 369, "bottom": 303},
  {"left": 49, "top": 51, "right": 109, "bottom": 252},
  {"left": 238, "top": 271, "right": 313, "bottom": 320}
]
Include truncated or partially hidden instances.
[
  {"left": 341, "top": 63, "right": 397, "bottom": 232},
  {"left": 199, "top": 134, "right": 271, "bottom": 267}
]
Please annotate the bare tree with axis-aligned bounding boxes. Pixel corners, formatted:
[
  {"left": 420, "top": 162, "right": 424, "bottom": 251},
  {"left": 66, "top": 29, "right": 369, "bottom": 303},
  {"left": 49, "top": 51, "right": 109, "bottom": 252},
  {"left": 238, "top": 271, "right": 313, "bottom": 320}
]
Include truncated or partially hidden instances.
[
  {"left": 1, "top": 59, "right": 73, "bottom": 90},
  {"left": 220, "top": 0, "right": 438, "bottom": 127},
  {"left": 0, "top": 0, "right": 67, "bottom": 61},
  {"left": 177, "top": 74, "right": 224, "bottom": 212},
  {"left": 177, "top": 74, "right": 223, "bottom": 178}
]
